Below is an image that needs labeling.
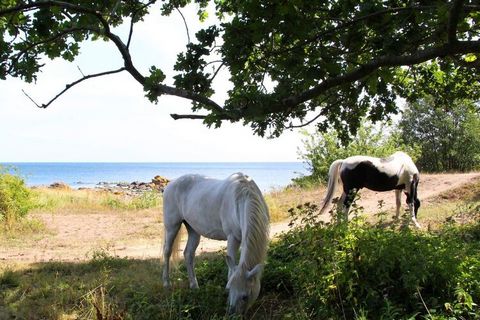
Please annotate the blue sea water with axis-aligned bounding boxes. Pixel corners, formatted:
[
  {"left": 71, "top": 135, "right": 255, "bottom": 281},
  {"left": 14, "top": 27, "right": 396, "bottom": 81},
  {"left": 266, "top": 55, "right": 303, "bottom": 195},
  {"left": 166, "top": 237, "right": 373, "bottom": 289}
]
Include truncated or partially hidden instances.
[{"left": 2, "top": 162, "right": 308, "bottom": 192}]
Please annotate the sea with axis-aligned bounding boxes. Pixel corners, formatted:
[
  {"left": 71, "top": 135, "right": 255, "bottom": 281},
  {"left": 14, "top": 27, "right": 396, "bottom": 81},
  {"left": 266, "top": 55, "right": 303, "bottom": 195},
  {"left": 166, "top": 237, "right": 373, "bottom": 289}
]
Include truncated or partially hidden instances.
[{"left": 1, "top": 162, "right": 308, "bottom": 192}]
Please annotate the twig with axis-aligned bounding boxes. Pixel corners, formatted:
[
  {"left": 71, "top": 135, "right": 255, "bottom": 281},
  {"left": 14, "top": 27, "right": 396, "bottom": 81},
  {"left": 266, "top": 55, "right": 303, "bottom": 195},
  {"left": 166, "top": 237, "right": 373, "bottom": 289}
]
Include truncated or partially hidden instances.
[
  {"left": 22, "top": 67, "right": 126, "bottom": 108},
  {"left": 416, "top": 287, "right": 432, "bottom": 318},
  {"left": 77, "top": 65, "right": 85, "bottom": 77},
  {"left": 176, "top": 7, "right": 191, "bottom": 44}
]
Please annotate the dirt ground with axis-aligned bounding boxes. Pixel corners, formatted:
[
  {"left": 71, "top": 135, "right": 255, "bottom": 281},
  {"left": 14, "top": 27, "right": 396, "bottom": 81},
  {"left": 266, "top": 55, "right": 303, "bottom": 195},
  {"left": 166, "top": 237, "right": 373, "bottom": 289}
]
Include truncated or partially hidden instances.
[{"left": 1, "top": 172, "right": 479, "bottom": 264}]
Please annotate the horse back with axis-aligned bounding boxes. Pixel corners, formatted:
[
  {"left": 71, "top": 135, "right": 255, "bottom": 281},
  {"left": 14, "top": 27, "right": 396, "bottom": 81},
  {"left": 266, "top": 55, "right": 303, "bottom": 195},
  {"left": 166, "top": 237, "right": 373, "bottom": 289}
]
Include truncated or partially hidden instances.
[
  {"left": 341, "top": 153, "right": 418, "bottom": 192},
  {"left": 162, "top": 174, "right": 249, "bottom": 241}
]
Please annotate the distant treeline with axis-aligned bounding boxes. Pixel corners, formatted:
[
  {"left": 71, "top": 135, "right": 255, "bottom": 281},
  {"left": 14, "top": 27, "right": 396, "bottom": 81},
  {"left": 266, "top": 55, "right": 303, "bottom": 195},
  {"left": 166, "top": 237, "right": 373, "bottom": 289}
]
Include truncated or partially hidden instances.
[{"left": 296, "top": 95, "right": 480, "bottom": 186}]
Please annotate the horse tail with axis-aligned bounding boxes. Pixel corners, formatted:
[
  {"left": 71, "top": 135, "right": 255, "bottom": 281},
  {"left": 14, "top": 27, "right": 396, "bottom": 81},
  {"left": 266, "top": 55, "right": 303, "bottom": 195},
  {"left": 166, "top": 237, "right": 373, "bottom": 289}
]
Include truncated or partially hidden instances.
[
  {"left": 160, "top": 185, "right": 184, "bottom": 265},
  {"left": 159, "top": 227, "right": 184, "bottom": 270},
  {"left": 319, "top": 159, "right": 344, "bottom": 215}
]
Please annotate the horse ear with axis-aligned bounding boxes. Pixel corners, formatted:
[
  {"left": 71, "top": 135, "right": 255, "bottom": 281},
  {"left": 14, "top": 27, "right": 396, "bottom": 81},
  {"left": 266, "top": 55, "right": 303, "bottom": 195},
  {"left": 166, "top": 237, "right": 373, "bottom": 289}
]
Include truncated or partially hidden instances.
[
  {"left": 225, "top": 255, "right": 236, "bottom": 271},
  {"left": 247, "top": 264, "right": 264, "bottom": 280}
]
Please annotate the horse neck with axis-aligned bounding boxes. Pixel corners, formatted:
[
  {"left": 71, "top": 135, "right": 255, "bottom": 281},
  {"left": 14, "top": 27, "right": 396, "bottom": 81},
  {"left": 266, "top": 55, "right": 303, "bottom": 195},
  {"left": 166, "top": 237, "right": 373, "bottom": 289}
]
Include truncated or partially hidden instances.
[{"left": 236, "top": 183, "right": 269, "bottom": 271}]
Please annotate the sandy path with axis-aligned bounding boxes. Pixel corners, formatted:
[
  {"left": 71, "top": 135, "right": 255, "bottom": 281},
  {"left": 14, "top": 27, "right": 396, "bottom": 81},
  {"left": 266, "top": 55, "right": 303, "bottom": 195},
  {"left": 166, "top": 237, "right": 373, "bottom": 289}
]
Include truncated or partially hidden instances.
[{"left": 1, "top": 172, "right": 479, "bottom": 264}]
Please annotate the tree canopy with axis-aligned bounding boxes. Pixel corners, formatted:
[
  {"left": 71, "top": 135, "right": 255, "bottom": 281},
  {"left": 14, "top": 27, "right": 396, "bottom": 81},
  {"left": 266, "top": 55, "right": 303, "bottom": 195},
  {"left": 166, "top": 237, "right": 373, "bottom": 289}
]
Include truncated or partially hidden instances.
[{"left": 1, "top": 0, "right": 480, "bottom": 139}]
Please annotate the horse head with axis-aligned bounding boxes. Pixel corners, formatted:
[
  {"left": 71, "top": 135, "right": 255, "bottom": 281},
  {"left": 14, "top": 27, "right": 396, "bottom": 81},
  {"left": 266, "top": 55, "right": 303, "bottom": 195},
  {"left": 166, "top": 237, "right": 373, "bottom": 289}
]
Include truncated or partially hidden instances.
[{"left": 225, "top": 256, "right": 263, "bottom": 316}]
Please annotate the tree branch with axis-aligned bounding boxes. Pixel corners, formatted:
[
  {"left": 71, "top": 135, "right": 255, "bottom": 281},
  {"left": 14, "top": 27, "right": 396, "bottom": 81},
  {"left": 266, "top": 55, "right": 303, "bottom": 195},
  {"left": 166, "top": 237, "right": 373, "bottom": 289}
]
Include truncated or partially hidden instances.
[
  {"left": 23, "top": 67, "right": 126, "bottom": 108},
  {"left": 286, "top": 112, "right": 324, "bottom": 129},
  {"left": 0, "top": 1, "right": 110, "bottom": 30},
  {"left": 170, "top": 114, "right": 209, "bottom": 120},
  {"left": 176, "top": 7, "right": 191, "bottom": 44},
  {"left": 153, "top": 83, "right": 230, "bottom": 117},
  {"left": 127, "top": 0, "right": 156, "bottom": 49},
  {"left": 275, "top": 40, "right": 480, "bottom": 114}
]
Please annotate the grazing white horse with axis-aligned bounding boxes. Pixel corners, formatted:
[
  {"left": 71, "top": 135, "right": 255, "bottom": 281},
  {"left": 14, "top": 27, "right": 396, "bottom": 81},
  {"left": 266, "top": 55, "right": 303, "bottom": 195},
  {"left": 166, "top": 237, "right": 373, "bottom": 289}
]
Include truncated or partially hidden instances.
[
  {"left": 162, "top": 173, "right": 270, "bottom": 315},
  {"left": 319, "top": 151, "right": 421, "bottom": 227}
]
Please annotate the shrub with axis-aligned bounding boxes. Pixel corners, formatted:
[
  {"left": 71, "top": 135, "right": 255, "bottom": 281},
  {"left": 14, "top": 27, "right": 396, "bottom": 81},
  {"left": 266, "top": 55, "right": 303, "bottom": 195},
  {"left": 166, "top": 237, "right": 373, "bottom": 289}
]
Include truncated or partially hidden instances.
[
  {"left": 0, "top": 168, "right": 35, "bottom": 226},
  {"left": 263, "top": 203, "right": 480, "bottom": 319},
  {"left": 399, "top": 96, "right": 480, "bottom": 172}
]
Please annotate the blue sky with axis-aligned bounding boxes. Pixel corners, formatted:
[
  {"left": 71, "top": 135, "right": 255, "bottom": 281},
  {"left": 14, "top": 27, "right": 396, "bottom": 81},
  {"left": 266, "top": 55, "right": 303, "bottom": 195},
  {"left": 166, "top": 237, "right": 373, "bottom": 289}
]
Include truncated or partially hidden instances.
[{"left": 0, "top": 4, "right": 308, "bottom": 162}]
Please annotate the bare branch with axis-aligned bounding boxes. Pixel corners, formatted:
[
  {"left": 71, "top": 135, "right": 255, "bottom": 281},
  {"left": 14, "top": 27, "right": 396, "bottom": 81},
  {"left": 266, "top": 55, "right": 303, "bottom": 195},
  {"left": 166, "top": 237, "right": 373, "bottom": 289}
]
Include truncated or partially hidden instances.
[
  {"left": 286, "top": 112, "right": 324, "bottom": 129},
  {"left": 176, "top": 7, "right": 191, "bottom": 44},
  {"left": 127, "top": 0, "right": 156, "bottom": 48},
  {"left": 77, "top": 65, "right": 85, "bottom": 77},
  {"left": 21, "top": 90, "right": 41, "bottom": 108},
  {"left": 23, "top": 67, "right": 126, "bottom": 109},
  {"left": 208, "top": 62, "right": 225, "bottom": 83},
  {"left": 170, "top": 114, "right": 209, "bottom": 120}
]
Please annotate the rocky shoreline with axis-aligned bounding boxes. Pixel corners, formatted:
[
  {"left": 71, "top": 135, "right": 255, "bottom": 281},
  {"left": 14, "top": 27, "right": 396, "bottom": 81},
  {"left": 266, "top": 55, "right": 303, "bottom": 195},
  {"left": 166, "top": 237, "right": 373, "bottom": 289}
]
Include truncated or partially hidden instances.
[{"left": 47, "top": 175, "right": 170, "bottom": 195}]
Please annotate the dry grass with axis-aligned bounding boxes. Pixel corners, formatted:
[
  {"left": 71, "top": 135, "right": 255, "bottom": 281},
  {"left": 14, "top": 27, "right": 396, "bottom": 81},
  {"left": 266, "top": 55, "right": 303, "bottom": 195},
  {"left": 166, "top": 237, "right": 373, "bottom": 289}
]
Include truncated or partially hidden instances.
[
  {"left": 265, "top": 185, "right": 324, "bottom": 222},
  {"left": 31, "top": 187, "right": 163, "bottom": 214}
]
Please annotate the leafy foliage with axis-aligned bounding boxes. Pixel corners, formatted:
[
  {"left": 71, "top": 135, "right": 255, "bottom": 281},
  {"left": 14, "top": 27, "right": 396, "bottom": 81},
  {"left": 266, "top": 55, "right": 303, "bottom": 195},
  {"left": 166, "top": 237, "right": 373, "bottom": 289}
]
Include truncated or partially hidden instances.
[
  {"left": 0, "top": 167, "right": 34, "bottom": 225},
  {"left": 2, "top": 1, "right": 480, "bottom": 138},
  {"left": 399, "top": 96, "right": 480, "bottom": 172},
  {"left": 295, "top": 121, "right": 420, "bottom": 186}
]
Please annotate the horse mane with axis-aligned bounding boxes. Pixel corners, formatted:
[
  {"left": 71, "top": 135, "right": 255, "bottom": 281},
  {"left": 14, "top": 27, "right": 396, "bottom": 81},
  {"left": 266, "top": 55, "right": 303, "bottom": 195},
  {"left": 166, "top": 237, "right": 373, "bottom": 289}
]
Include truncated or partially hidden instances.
[{"left": 234, "top": 175, "right": 270, "bottom": 270}]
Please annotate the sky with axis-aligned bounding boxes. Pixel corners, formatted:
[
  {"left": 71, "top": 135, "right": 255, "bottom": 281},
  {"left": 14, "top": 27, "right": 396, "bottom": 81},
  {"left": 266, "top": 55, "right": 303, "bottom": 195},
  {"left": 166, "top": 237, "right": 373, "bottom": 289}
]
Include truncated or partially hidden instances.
[{"left": 0, "top": 4, "right": 309, "bottom": 162}]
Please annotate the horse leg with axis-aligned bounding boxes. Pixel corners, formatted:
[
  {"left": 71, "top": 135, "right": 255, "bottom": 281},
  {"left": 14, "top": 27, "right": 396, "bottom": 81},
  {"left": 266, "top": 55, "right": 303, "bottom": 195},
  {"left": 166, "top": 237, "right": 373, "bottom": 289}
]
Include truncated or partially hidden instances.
[
  {"left": 226, "top": 235, "right": 240, "bottom": 279},
  {"left": 338, "top": 188, "right": 355, "bottom": 222},
  {"left": 162, "top": 221, "right": 182, "bottom": 288},
  {"left": 342, "top": 188, "right": 358, "bottom": 222},
  {"left": 395, "top": 190, "right": 402, "bottom": 219},
  {"left": 411, "top": 201, "right": 421, "bottom": 228},
  {"left": 337, "top": 192, "right": 347, "bottom": 222},
  {"left": 408, "top": 201, "right": 419, "bottom": 227},
  {"left": 406, "top": 193, "right": 421, "bottom": 228},
  {"left": 184, "top": 223, "right": 201, "bottom": 289}
]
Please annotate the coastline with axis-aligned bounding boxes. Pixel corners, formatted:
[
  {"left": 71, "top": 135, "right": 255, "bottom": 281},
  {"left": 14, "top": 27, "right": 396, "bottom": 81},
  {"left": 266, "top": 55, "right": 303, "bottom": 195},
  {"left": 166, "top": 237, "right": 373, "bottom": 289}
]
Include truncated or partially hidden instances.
[{"left": 5, "top": 162, "right": 306, "bottom": 192}]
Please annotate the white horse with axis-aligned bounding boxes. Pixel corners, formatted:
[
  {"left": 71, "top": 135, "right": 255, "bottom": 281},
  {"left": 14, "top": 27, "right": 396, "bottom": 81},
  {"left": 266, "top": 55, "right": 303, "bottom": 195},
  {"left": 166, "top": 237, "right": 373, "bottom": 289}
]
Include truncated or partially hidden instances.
[
  {"left": 319, "top": 151, "right": 421, "bottom": 227},
  {"left": 162, "top": 172, "right": 270, "bottom": 315}
]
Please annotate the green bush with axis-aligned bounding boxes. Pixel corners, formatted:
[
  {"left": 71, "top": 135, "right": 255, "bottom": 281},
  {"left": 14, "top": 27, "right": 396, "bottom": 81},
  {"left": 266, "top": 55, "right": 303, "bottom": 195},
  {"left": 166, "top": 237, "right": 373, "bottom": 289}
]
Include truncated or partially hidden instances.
[
  {"left": 0, "top": 168, "right": 35, "bottom": 225},
  {"left": 263, "top": 203, "right": 480, "bottom": 319}
]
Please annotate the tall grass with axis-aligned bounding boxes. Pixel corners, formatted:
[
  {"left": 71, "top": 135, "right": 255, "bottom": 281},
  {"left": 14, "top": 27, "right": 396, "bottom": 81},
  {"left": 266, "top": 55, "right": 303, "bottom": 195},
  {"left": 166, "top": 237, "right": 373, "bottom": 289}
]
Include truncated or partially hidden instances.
[{"left": 32, "top": 188, "right": 163, "bottom": 213}]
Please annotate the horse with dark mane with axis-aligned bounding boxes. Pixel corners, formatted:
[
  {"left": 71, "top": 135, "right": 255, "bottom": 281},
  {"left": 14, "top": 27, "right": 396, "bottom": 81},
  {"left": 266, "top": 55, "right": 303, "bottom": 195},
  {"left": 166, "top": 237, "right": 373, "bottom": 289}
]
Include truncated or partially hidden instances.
[
  {"left": 161, "top": 172, "right": 270, "bottom": 316},
  {"left": 319, "top": 151, "right": 421, "bottom": 227}
]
